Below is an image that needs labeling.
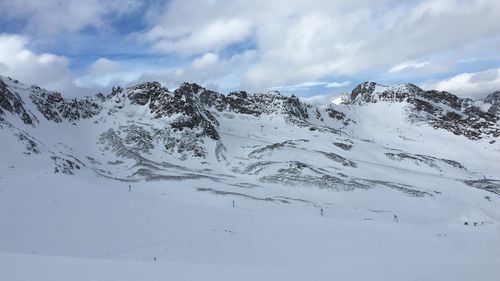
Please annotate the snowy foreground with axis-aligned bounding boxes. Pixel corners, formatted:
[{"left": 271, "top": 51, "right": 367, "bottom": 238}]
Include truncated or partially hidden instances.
[{"left": 1, "top": 170, "right": 499, "bottom": 281}]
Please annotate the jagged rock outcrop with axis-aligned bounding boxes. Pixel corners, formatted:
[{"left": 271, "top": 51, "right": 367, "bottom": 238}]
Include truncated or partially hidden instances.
[
  {"left": 127, "top": 81, "right": 166, "bottom": 106},
  {"left": 149, "top": 82, "right": 220, "bottom": 140},
  {"left": 325, "top": 105, "right": 353, "bottom": 126},
  {"left": 351, "top": 82, "right": 422, "bottom": 103},
  {"left": 29, "top": 86, "right": 101, "bottom": 123},
  {"left": 350, "top": 81, "right": 500, "bottom": 140},
  {"left": 0, "top": 77, "right": 36, "bottom": 125},
  {"left": 485, "top": 91, "right": 500, "bottom": 115}
]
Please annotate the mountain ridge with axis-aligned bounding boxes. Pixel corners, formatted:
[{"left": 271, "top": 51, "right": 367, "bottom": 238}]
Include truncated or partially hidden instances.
[{"left": 0, "top": 75, "right": 499, "bottom": 193}]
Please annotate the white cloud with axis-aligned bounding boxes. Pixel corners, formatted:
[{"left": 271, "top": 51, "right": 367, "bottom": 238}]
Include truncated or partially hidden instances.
[
  {"left": 77, "top": 50, "right": 258, "bottom": 93},
  {"left": 88, "top": 58, "right": 121, "bottom": 75},
  {"left": 389, "top": 61, "right": 431, "bottom": 73},
  {"left": 270, "top": 81, "right": 328, "bottom": 92},
  {"left": 2, "top": 1, "right": 500, "bottom": 96},
  {"left": 71, "top": 49, "right": 257, "bottom": 93},
  {"left": 325, "top": 81, "right": 351, "bottom": 88},
  {"left": 269, "top": 80, "right": 350, "bottom": 92},
  {"left": 192, "top": 52, "right": 220, "bottom": 70},
  {"left": 422, "top": 68, "right": 500, "bottom": 99},
  {"left": 144, "top": 50, "right": 257, "bottom": 92},
  {"left": 75, "top": 58, "right": 136, "bottom": 89},
  {"left": 139, "top": 0, "right": 500, "bottom": 91},
  {"left": 0, "top": 0, "right": 142, "bottom": 35},
  {"left": 0, "top": 34, "right": 88, "bottom": 95},
  {"left": 300, "top": 93, "right": 339, "bottom": 106},
  {"left": 146, "top": 19, "right": 252, "bottom": 54}
]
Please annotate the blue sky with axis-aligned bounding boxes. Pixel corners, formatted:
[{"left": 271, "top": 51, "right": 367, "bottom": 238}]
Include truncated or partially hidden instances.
[{"left": 1, "top": 0, "right": 500, "bottom": 102}]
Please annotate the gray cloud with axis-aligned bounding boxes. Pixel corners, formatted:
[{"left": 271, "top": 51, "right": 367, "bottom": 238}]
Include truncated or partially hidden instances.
[
  {"left": 138, "top": 0, "right": 500, "bottom": 90},
  {"left": 1, "top": 0, "right": 500, "bottom": 97},
  {"left": 0, "top": 0, "right": 142, "bottom": 35}
]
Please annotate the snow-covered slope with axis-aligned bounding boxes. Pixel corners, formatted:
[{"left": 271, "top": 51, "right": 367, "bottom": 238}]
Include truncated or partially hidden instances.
[{"left": 1, "top": 76, "right": 500, "bottom": 280}]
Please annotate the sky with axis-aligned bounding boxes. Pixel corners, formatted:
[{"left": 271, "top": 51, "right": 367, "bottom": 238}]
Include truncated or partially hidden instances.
[{"left": 1, "top": 0, "right": 500, "bottom": 102}]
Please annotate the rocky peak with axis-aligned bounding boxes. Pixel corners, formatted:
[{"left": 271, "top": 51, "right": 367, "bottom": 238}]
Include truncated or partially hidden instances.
[
  {"left": 348, "top": 81, "right": 499, "bottom": 140},
  {"left": 29, "top": 85, "right": 101, "bottom": 123},
  {"left": 281, "top": 94, "right": 309, "bottom": 120},
  {"left": 485, "top": 91, "right": 500, "bottom": 103},
  {"left": 142, "top": 82, "right": 220, "bottom": 140},
  {"left": 351, "top": 81, "right": 378, "bottom": 102},
  {"left": 485, "top": 91, "right": 500, "bottom": 115},
  {"left": 126, "top": 81, "right": 166, "bottom": 105},
  {"left": 350, "top": 82, "right": 424, "bottom": 103},
  {"left": 0, "top": 77, "right": 36, "bottom": 125},
  {"left": 177, "top": 82, "right": 205, "bottom": 95},
  {"left": 407, "top": 91, "right": 499, "bottom": 140},
  {"left": 416, "top": 90, "right": 462, "bottom": 110},
  {"left": 229, "top": 91, "right": 248, "bottom": 99},
  {"left": 170, "top": 84, "right": 310, "bottom": 121}
]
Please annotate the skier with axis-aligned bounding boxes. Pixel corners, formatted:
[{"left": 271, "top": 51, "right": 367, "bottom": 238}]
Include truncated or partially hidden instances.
[
  {"left": 154, "top": 256, "right": 157, "bottom": 262},
  {"left": 393, "top": 214, "right": 399, "bottom": 223},
  {"left": 232, "top": 200, "right": 235, "bottom": 208},
  {"left": 320, "top": 208, "right": 324, "bottom": 216},
  {"left": 129, "top": 185, "right": 131, "bottom": 192}
]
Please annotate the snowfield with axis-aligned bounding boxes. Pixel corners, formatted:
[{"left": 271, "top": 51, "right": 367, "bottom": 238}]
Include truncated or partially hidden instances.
[
  {"left": 1, "top": 171, "right": 499, "bottom": 281},
  {"left": 1, "top": 76, "right": 500, "bottom": 280}
]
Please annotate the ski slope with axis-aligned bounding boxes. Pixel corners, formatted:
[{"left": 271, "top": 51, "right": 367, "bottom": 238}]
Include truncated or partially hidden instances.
[{"left": 1, "top": 169, "right": 500, "bottom": 280}]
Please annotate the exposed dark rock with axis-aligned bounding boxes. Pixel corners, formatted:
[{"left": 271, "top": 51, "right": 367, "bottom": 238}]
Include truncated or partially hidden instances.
[
  {"left": 29, "top": 86, "right": 101, "bottom": 123},
  {"left": 417, "top": 90, "right": 462, "bottom": 110},
  {"left": 51, "top": 155, "right": 81, "bottom": 175},
  {"left": 350, "top": 81, "right": 500, "bottom": 140},
  {"left": 363, "top": 179, "right": 432, "bottom": 197},
  {"left": 464, "top": 179, "right": 500, "bottom": 195},
  {"left": 333, "top": 142, "right": 353, "bottom": 151},
  {"left": 485, "top": 91, "right": 500, "bottom": 115},
  {"left": 196, "top": 187, "right": 290, "bottom": 204},
  {"left": 350, "top": 82, "right": 422, "bottom": 103},
  {"left": 325, "top": 105, "right": 353, "bottom": 125},
  {"left": 17, "top": 132, "right": 40, "bottom": 155},
  {"left": 233, "top": 161, "right": 278, "bottom": 175},
  {"left": 385, "top": 152, "right": 466, "bottom": 171},
  {"left": 259, "top": 161, "right": 365, "bottom": 191},
  {"left": 127, "top": 81, "right": 165, "bottom": 105},
  {"left": 248, "top": 139, "right": 309, "bottom": 159},
  {"left": 318, "top": 151, "right": 357, "bottom": 167},
  {"left": 351, "top": 82, "right": 378, "bottom": 102},
  {"left": 0, "top": 79, "right": 35, "bottom": 125},
  {"left": 147, "top": 82, "right": 220, "bottom": 140},
  {"left": 123, "top": 124, "right": 154, "bottom": 153}
]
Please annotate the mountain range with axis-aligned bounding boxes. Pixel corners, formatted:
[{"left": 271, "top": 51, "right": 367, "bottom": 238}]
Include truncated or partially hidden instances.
[
  {"left": 1, "top": 75, "right": 499, "bottom": 191},
  {"left": 1, "top": 75, "right": 500, "bottom": 280}
]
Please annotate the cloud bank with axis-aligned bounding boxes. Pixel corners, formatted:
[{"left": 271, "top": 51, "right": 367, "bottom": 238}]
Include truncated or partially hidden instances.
[{"left": 0, "top": 0, "right": 500, "bottom": 99}]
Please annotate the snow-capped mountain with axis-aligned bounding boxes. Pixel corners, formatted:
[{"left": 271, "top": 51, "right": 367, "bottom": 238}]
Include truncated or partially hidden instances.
[
  {"left": 1, "top": 75, "right": 500, "bottom": 280},
  {"left": 350, "top": 82, "right": 499, "bottom": 140},
  {"left": 1, "top": 75, "right": 498, "bottom": 189}
]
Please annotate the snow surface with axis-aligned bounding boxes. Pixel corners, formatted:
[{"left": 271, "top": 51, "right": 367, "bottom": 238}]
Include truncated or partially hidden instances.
[
  {"left": 1, "top": 171, "right": 500, "bottom": 281},
  {"left": 1, "top": 77, "right": 500, "bottom": 280}
]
